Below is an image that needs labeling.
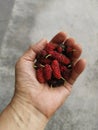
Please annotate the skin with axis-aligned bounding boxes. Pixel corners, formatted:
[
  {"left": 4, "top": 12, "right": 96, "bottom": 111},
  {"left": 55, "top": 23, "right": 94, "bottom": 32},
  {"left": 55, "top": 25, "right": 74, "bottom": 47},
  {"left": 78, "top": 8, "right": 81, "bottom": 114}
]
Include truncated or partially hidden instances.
[{"left": 0, "top": 32, "right": 86, "bottom": 130}]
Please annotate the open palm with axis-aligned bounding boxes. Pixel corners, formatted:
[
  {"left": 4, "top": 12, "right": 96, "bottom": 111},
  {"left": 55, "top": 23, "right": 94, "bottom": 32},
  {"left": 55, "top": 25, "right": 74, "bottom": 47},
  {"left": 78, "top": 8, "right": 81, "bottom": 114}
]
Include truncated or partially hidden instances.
[{"left": 15, "top": 32, "right": 86, "bottom": 118}]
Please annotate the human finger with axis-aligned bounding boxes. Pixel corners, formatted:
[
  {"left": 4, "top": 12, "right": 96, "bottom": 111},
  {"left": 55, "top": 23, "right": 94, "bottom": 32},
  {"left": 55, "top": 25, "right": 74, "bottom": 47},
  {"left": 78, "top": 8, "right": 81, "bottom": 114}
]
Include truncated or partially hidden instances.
[
  {"left": 50, "top": 31, "right": 67, "bottom": 44},
  {"left": 65, "top": 38, "right": 82, "bottom": 63},
  {"left": 21, "top": 39, "right": 47, "bottom": 62},
  {"left": 68, "top": 59, "right": 86, "bottom": 85}
]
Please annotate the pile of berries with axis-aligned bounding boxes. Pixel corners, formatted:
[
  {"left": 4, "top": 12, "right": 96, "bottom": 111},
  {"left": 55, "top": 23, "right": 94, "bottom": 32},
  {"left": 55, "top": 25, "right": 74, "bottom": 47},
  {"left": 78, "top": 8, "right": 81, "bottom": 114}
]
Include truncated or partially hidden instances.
[{"left": 34, "top": 39, "right": 74, "bottom": 87}]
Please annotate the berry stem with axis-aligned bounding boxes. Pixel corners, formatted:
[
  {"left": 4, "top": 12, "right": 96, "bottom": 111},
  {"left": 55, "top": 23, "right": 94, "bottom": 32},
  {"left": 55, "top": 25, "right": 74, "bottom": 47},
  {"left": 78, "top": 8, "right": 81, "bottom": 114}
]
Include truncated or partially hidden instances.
[
  {"left": 45, "top": 54, "right": 51, "bottom": 59},
  {"left": 61, "top": 77, "right": 66, "bottom": 81},
  {"left": 67, "top": 64, "right": 72, "bottom": 68},
  {"left": 34, "top": 65, "right": 37, "bottom": 68},
  {"left": 40, "top": 64, "right": 45, "bottom": 67},
  {"left": 62, "top": 39, "right": 67, "bottom": 44}
]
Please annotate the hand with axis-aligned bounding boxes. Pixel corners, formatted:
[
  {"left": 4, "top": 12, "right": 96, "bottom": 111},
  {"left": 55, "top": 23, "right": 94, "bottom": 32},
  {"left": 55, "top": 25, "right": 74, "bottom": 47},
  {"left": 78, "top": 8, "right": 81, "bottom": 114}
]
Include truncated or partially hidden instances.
[{"left": 14, "top": 32, "right": 86, "bottom": 119}]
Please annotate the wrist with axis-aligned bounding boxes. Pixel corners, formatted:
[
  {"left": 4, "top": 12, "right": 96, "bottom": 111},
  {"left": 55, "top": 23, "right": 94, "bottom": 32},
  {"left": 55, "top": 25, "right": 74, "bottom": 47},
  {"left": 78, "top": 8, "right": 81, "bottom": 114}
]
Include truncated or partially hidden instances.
[{"left": 9, "top": 95, "right": 48, "bottom": 130}]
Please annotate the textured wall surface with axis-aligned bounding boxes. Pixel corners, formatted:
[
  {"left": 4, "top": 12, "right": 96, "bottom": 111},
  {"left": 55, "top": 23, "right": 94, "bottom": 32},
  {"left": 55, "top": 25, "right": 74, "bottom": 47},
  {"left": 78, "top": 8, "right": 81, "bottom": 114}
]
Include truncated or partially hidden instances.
[{"left": 0, "top": 0, "right": 98, "bottom": 130}]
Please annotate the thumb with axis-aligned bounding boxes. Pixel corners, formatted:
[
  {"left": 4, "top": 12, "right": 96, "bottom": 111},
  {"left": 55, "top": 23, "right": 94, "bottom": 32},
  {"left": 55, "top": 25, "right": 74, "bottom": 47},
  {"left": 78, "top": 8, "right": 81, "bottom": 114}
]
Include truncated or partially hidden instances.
[{"left": 21, "top": 39, "right": 47, "bottom": 62}]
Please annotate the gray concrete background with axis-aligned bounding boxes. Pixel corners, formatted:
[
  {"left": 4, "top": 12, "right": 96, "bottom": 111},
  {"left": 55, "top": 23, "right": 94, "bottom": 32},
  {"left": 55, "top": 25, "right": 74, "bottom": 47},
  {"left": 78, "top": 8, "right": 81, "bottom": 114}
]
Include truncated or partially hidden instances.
[
  {"left": 0, "top": 0, "right": 15, "bottom": 46},
  {"left": 0, "top": 0, "right": 98, "bottom": 130}
]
